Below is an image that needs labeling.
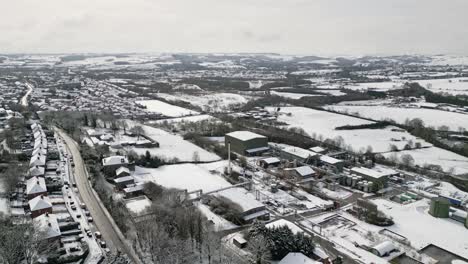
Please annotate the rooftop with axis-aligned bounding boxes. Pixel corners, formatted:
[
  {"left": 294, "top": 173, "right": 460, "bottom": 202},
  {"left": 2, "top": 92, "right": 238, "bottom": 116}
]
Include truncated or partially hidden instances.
[{"left": 226, "top": 131, "right": 266, "bottom": 141}]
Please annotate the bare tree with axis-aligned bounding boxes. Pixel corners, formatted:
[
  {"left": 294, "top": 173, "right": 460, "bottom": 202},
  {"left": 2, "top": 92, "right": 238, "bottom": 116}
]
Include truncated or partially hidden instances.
[{"left": 247, "top": 235, "right": 271, "bottom": 264}]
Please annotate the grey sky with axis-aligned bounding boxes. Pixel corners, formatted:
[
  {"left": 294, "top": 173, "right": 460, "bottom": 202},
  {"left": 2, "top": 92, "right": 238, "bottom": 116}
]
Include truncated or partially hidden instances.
[{"left": 1, "top": 0, "right": 468, "bottom": 55}]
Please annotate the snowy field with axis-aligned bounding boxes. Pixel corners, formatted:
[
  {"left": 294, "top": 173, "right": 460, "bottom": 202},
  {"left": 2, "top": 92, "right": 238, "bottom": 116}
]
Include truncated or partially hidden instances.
[
  {"left": 150, "top": 114, "right": 216, "bottom": 125},
  {"left": 382, "top": 147, "right": 468, "bottom": 175},
  {"left": 122, "top": 122, "right": 220, "bottom": 162},
  {"left": 270, "top": 107, "right": 430, "bottom": 153},
  {"left": 345, "top": 77, "right": 468, "bottom": 95},
  {"left": 374, "top": 198, "right": 468, "bottom": 259},
  {"left": 156, "top": 92, "right": 248, "bottom": 112},
  {"left": 326, "top": 105, "right": 468, "bottom": 131},
  {"left": 133, "top": 161, "right": 264, "bottom": 212},
  {"left": 136, "top": 100, "right": 199, "bottom": 117},
  {"left": 413, "top": 77, "right": 468, "bottom": 96},
  {"left": 270, "top": 91, "right": 321, "bottom": 99}
]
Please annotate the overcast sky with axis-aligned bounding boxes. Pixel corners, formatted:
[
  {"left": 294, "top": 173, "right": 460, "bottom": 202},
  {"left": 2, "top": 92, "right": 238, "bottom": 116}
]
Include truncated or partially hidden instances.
[{"left": 1, "top": 0, "right": 467, "bottom": 55}]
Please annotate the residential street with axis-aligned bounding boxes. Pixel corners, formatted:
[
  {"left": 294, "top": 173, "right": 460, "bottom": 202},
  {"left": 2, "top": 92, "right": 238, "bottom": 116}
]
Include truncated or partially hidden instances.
[{"left": 56, "top": 128, "right": 141, "bottom": 263}]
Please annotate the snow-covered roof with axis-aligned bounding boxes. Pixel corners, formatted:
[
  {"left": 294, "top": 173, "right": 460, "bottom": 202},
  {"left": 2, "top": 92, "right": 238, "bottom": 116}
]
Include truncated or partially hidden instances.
[
  {"left": 115, "top": 166, "right": 130, "bottom": 176},
  {"left": 29, "top": 166, "right": 45, "bottom": 177},
  {"left": 351, "top": 167, "right": 386, "bottom": 179},
  {"left": 29, "top": 195, "right": 52, "bottom": 211},
  {"left": 26, "top": 176, "right": 47, "bottom": 195},
  {"left": 114, "top": 175, "right": 134, "bottom": 183},
  {"left": 291, "top": 166, "right": 316, "bottom": 177},
  {"left": 33, "top": 213, "right": 61, "bottom": 239},
  {"left": 309, "top": 146, "right": 326, "bottom": 153},
  {"left": 281, "top": 145, "right": 318, "bottom": 159},
  {"left": 261, "top": 157, "right": 281, "bottom": 164},
  {"left": 371, "top": 241, "right": 396, "bottom": 257},
  {"left": 102, "top": 155, "right": 128, "bottom": 166},
  {"left": 226, "top": 131, "right": 266, "bottom": 141},
  {"left": 30, "top": 154, "right": 46, "bottom": 167},
  {"left": 279, "top": 252, "right": 319, "bottom": 264},
  {"left": 320, "top": 155, "right": 342, "bottom": 165}
]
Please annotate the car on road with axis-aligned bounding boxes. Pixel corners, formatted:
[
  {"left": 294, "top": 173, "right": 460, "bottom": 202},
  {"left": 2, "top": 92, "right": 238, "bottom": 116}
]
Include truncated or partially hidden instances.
[
  {"left": 71, "top": 205, "right": 76, "bottom": 210},
  {"left": 84, "top": 210, "right": 91, "bottom": 217},
  {"left": 99, "top": 240, "right": 107, "bottom": 248},
  {"left": 94, "top": 231, "right": 101, "bottom": 238},
  {"left": 76, "top": 214, "right": 81, "bottom": 218},
  {"left": 80, "top": 203, "right": 86, "bottom": 209},
  {"left": 87, "top": 217, "right": 93, "bottom": 222},
  {"left": 86, "top": 231, "right": 92, "bottom": 237}
]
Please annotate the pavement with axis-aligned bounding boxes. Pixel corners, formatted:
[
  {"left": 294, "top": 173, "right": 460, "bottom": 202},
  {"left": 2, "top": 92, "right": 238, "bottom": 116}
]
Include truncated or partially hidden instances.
[{"left": 56, "top": 128, "right": 141, "bottom": 264}]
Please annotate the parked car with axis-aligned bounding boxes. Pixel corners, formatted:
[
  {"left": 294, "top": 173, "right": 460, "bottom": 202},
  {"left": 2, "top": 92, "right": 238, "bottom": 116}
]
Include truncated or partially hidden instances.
[
  {"left": 99, "top": 241, "right": 107, "bottom": 248},
  {"left": 94, "top": 232, "right": 101, "bottom": 238},
  {"left": 87, "top": 217, "right": 93, "bottom": 222},
  {"left": 71, "top": 205, "right": 76, "bottom": 210}
]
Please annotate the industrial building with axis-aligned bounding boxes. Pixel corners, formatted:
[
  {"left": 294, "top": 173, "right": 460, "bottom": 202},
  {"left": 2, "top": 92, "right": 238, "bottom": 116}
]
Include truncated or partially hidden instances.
[
  {"left": 276, "top": 145, "right": 319, "bottom": 164},
  {"left": 429, "top": 197, "right": 450, "bottom": 218},
  {"left": 350, "top": 167, "right": 389, "bottom": 190},
  {"left": 225, "top": 131, "right": 268, "bottom": 156}
]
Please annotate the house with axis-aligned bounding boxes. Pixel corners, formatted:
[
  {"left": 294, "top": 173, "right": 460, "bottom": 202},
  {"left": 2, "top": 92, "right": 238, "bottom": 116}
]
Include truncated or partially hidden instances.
[
  {"left": 279, "top": 252, "right": 320, "bottom": 264},
  {"left": 319, "top": 155, "right": 344, "bottom": 172},
  {"left": 114, "top": 176, "right": 135, "bottom": 189},
  {"left": 26, "top": 176, "right": 47, "bottom": 199},
  {"left": 284, "top": 166, "right": 316, "bottom": 182},
  {"left": 102, "top": 155, "right": 129, "bottom": 175},
  {"left": 29, "top": 195, "right": 53, "bottom": 218},
  {"left": 33, "top": 213, "right": 61, "bottom": 241},
  {"left": 225, "top": 131, "right": 268, "bottom": 156},
  {"left": 115, "top": 166, "right": 130, "bottom": 178},
  {"left": 30, "top": 154, "right": 46, "bottom": 168},
  {"left": 29, "top": 166, "right": 45, "bottom": 178},
  {"left": 258, "top": 157, "right": 281, "bottom": 169},
  {"left": 123, "top": 184, "right": 144, "bottom": 198}
]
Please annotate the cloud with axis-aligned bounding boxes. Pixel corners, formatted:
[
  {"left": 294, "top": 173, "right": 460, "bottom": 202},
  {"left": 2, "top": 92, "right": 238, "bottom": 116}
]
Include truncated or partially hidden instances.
[{"left": 1, "top": 0, "right": 467, "bottom": 55}]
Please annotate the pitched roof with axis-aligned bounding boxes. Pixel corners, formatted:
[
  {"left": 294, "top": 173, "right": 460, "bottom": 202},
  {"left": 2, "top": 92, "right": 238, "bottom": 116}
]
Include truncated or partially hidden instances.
[
  {"left": 29, "top": 166, "right": 45, "bottom": 177},
  {"left": 29, "top": 195, "right": 52, "bottom": 211},
  {"left": 34, "top": 213, "right": 61, "bottom": 239},
  {"left": 26, "top": 176, "right": 47, "bottom": 195},
  {"left": 116, "top": 166, "right": 130, "bottom": 176}
]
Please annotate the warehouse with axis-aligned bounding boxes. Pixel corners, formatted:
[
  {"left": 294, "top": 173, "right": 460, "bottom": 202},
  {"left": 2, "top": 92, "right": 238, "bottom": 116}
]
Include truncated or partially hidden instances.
[
  {"left": 350, "top": 167, "right": 389, "bottom": 190},
  {"left": 225, "top": 131, "right": 268, "bottom": 156}
]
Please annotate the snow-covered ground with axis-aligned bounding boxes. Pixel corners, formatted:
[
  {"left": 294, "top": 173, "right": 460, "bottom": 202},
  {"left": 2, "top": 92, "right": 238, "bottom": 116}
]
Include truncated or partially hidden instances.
[
  {"left": 374, "top": 198, "right": 468, "bottom": 259},
  {"left": 382, "top": 147, "right": 468, "bottom": 175},
  {"left": 156, "top": 92, "right": 248, "bottom": 112},
  {"left": 150, "top": 114, "right": 216, "bottom": 125},
  {"left": 133, "top": 161, "right": 264, "bottom": 213},
  {"left": 413, "top": 77, "right": 468, "bottom": 96},
  {"left": 270, "top": 107, "right": 430, "bottom": 153},
  {"left": 125, "top": 197, "right": 152, "bottom": 216},
  {"left": 136, "top": 99, "right": 199, "bottom": 117},
  {"left": 122, "top": 123, "right": 220, "bottom": 162},
  {"left": 270, "top": 91, "right": 322, "bottom": 99},
  {"left": 326, "top": 105, "right": 468, "bottom": 131}
]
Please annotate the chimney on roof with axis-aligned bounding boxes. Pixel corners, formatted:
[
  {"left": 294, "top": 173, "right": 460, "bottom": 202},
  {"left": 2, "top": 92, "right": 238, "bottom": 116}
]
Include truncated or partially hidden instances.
[
  {"left": 41, "top": 195, "right": 44, "bottom": 199},
  {"left": 46, "top": 212, "right": 49, "bottom": 217},
  {"left": 48, "top": 222, "right": 51, "bottom": 227},
  {"left": 37, "top": 180, "right": 40, "bottom": 185}
]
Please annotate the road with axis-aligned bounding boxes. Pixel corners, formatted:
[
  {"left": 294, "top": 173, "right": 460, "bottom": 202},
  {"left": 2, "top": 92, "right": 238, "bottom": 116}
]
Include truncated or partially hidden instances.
[
  {"left": 56, "top": 129, "right": 141, "bottom": 263},
  {"left": 21, "top": 82, "right": 33, "bottom": 106}
]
